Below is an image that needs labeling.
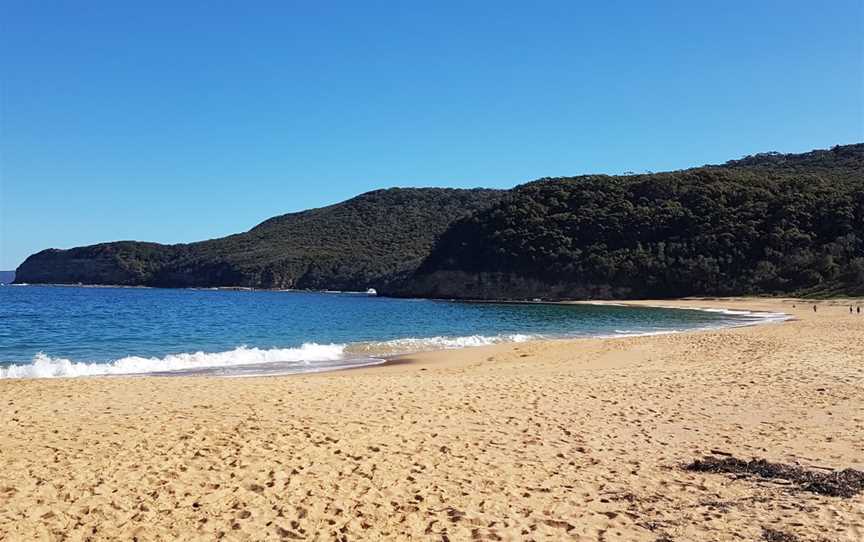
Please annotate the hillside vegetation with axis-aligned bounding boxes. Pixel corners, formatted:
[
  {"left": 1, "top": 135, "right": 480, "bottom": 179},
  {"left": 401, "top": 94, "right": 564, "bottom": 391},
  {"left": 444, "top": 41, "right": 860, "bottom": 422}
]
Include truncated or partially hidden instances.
[
  {"left": 15, "top": 188, "right": 505, "bottom": 289},
  {"left": 16, "top": 144, "right": 863, "bottom": 299},
  {"left": 389, "top": 144, "right": 864, "bottom": 299}
]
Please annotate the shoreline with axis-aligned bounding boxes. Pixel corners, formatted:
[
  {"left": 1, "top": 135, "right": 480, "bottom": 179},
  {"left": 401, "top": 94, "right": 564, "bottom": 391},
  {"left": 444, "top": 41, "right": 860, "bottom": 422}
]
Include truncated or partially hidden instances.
[
  {"left": 0, "top": 298, "right": 790, "bottom": 380},
  {"left": 372, "top": 300, "right": 793, "bottom": 375},
  {"left": 7, "top": 279, "right": 858, "bottom": 301},
  {"left": 1, "top": 297, "right": 862, "bottom": 540},
  {"left": 355, "top": 297, "right": 802, "bottom": 377}
]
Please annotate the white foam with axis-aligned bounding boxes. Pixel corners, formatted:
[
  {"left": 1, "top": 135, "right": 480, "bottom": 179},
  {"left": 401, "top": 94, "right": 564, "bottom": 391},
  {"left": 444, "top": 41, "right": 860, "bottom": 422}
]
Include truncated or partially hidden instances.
[
  {"left": 699, "top": 308, "right": 753, "bottom": 315},
  {"left": 348, "top": 333, "right": 535, "bottom": 356},
  {"left": 635, "top": 305, "right": 791, "bottom": 324},
  {"left": 609, "top": 329, "right": 682, "bottom": 337},
  {"left": 0, "top": 343, "right": 346, "bottom": 379},
  {"left": 692, "top": 308, "right": 791, "bottom": 324},
  {"left": 1, "top": 304, "right": 793, "bottom": 379}
]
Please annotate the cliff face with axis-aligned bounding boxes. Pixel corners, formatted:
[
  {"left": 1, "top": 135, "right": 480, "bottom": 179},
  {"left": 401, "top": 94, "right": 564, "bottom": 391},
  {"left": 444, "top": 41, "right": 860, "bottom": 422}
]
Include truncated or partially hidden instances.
[
  {"left": 14, "top": 188, "right": 506, "bottom": 289},
  {"left": 16, "top": 251, "right": 129, "bottom": 285},
  {"left": 380, "top": 271, "right": 634, "bottom": 300},
  {"left": 15, "top": 242, "right": 177, "bottom": 286}
]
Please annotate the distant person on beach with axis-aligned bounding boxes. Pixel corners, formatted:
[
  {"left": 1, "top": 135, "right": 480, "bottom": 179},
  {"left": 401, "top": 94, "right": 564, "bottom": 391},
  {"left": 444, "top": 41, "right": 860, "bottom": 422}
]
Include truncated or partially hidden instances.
[
  {"left": 858, "top": 306, "right": 861, "bottom": 314},
  {"left": 813, "top": 305, "right": 817, "bottom": 312}
]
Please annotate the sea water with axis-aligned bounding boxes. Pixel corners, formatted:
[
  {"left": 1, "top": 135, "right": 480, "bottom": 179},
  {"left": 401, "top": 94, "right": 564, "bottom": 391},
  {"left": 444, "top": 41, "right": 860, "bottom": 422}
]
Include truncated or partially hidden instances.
[{"left": 0, "top": 285, "right": 786, "bottom": 378}]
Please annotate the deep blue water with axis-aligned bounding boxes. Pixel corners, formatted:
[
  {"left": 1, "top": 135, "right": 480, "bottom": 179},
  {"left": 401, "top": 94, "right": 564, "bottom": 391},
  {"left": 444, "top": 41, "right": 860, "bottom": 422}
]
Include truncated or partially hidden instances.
[{"left": 0, "top": 285, "right": 781, "bottom": 378}]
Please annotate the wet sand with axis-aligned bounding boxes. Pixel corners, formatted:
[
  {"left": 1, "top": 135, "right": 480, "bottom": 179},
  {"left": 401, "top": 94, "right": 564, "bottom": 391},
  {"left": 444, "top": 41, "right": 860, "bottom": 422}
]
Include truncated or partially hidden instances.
[{"left": 1, "top": 297, "right": 862, "bottom": 541}]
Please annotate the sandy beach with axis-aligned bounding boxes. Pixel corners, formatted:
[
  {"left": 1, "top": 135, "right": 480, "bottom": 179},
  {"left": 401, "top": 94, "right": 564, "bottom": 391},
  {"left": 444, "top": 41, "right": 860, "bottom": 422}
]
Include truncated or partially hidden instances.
[{"left": 1, "top": 297, "right": 862, "bottom": 541}]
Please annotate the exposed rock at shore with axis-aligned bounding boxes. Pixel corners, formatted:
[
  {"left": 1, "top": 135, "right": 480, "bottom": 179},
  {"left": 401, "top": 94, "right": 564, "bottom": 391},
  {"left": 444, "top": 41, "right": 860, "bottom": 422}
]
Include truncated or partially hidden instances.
[{"left": 380, "top": 271, "right": 634, "bottom": 300}]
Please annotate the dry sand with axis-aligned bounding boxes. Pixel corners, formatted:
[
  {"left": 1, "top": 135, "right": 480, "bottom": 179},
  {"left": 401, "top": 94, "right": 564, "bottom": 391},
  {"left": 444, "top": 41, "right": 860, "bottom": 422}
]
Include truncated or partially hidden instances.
[{"left": 1, "top": 297, "right": 862, "bottom": 541}]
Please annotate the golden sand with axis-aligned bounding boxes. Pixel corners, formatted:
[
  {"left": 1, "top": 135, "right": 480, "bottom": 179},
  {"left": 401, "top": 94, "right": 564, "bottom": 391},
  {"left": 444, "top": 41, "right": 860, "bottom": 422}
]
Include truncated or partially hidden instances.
[{"left": 1, "top": 298, "right": 862, "bottom": 541}]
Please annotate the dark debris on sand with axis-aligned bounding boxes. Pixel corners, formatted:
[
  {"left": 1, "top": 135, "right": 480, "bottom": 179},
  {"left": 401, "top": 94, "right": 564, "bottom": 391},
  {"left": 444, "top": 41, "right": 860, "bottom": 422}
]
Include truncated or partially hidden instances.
[
  {"left": 761, "top": 527, "right": 800, "bottom": 542},
  {"left": 685, "top": 456, "right": 864, "bottom": 498}
]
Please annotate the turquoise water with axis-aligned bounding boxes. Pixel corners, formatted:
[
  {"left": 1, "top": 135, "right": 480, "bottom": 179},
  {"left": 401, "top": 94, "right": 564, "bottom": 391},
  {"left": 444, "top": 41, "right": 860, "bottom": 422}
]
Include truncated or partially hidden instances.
[{"left": 0, "top": 285, "right": 783, "bottom": 378}]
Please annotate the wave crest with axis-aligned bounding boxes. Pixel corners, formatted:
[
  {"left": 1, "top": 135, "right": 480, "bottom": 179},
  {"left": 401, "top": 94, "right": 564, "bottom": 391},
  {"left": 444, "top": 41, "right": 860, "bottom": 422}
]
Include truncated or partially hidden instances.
[
  {"left": 0, "top": 343, "right": 346, "bottom": 379},
  {"left": 347, "top": 333, "right": 535, "bottom": 356}
]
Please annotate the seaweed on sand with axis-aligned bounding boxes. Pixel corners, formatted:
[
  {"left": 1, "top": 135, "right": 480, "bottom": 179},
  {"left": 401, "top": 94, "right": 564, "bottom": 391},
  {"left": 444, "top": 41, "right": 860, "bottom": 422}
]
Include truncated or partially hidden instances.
[
  {"left": 685, "top": 456, "right": 864, "bottom": 498},
  {"left": 760, "top": 527, "right": 800, "bottom": 541}
]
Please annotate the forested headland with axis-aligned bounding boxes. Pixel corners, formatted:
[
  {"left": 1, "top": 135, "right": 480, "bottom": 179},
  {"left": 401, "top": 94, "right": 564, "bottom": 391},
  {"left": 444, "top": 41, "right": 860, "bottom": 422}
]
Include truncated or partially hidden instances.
[{"left": 16, "top": 144, "right": 863, "bottom": 299}]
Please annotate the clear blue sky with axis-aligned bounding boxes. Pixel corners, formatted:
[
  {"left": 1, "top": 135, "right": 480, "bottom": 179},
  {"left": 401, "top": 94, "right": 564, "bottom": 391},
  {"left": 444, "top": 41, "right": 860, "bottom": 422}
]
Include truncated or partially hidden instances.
[{"left": 2, "top": 1, "right": 862, "bottom": 269}]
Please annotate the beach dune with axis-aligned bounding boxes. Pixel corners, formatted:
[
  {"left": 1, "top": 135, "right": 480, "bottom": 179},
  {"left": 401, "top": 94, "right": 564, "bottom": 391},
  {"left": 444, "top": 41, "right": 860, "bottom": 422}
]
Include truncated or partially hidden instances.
[{"left": 1, "top": 298, "right": 862, "bottom": 541}]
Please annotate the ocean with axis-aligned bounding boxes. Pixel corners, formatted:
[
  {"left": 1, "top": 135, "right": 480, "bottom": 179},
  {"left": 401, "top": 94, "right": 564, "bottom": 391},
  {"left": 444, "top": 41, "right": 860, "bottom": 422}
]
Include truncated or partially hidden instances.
[{"left": 0, "top": 285, "right": 786, "bottom": 378}]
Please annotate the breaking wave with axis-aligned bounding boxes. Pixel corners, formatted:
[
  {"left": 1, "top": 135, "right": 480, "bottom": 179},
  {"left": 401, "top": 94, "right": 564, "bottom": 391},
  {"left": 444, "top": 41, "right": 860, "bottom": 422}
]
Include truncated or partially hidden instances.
[
  {"left": 0, "top": 308, "right": 789, "bottom": 380},
  {"left": 0, "top": 343, "right": 346, "bottom": 379},
  {"left": 676, "top": 307, "right": 791, "bottom": 325},
  {"left": 348, "top": 333, "right": 536, "bottom": 356},
  {"left": 0, "top": 334, "right": 538, "bottom": 379}
]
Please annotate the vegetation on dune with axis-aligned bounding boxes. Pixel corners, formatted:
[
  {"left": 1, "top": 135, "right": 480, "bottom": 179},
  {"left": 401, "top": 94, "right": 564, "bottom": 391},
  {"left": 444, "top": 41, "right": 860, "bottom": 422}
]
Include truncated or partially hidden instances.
[{"left": 401, "top": 144, "right": 864, "bottom": 298}]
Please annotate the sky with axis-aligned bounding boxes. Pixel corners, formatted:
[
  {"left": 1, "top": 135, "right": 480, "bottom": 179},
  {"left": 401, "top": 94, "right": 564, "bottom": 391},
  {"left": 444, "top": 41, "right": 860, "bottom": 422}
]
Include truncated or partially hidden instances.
[{"left": 1, "top": 1, "right": 862, "bottom": 269}]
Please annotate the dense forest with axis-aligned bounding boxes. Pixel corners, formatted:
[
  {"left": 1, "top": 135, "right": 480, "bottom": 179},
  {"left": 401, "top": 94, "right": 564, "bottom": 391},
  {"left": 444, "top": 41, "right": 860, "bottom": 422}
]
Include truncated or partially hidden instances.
[
  {"left": 15, "top": 144, "right": 864, "bottom": 299},
  {"left": 389, "top": 144, "right": 864, "bottom": 299},
  {"left": 14, "top": 188, "right": 505, "bottom": 289}
]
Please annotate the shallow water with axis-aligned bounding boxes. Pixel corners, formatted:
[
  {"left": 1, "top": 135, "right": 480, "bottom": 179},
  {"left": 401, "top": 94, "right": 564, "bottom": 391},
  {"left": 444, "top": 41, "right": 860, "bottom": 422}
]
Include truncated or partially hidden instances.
[{"left": 0, "top": 285, "right": 783, "bottom": 378}]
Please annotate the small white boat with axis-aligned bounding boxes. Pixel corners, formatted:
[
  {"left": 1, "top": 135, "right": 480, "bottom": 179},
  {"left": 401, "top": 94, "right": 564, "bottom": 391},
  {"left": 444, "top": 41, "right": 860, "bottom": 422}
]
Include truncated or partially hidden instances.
[{"left": 366, "top": 288, "right": 377, "bottom": 296}]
